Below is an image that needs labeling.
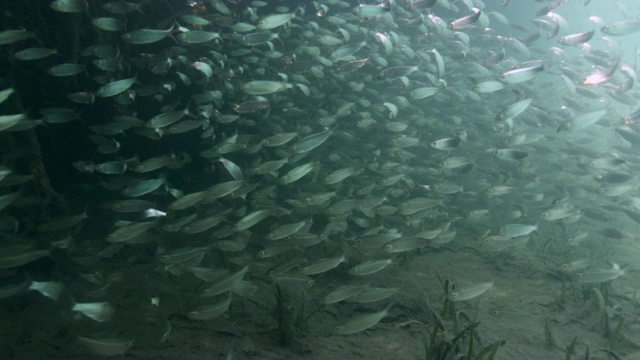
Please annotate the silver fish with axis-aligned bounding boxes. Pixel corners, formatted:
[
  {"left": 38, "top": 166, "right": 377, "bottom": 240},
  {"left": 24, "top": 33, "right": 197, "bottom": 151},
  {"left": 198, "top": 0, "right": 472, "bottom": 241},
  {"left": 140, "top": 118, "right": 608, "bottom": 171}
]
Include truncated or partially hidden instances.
[
  {"left": 449, "top": 281, "right": 494, "bottom": 301},
  {"left": 241, "top": 81, "right": 293, "bottom": 95},
  {"left": 334, "top": 307, "right": 389, "bottom": 335}
]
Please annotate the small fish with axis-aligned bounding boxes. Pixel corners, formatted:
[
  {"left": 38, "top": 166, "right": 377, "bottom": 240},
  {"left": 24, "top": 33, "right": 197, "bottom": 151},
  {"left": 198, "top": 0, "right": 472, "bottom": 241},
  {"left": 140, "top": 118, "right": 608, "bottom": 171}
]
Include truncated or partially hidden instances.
[
  {"left": 122, "top": 25, "right": 175, "bottom": 45},
  {"left": 431, "top": 137, "right": 460, "bottom": 150},
  {"left": 92, "top": 17, "right": 125, "bottom": 32},
  {"left": 0, "top": 249, "right": 50, "bottom": 269},
  {"left": 410, "top": 87, "right": 439, "bottom": 100},
  {"left": 495, "top": 98, "right": 533, "bottom": 122},
  {"left": 330, "top": 41, "right": 367, "bottom": 61},
  {"left": 449, "top": 281, "right": 494, "bottom": 301},
  {"left": 300, "top": 254, "right": 346, "bottom": 275},
  {"left": 232, "top": 209, "right": 271, "bottom": 232},
  {"left": 257, "top": 13, "right": 296, "bottom": 30},
  {"left": 38, "top": 211, "right": 87, "bottom": 232},
  {"left": 121, "top": 178, "right": 165, "bottom": 197},
  {"left": 177, "top": 31, "right": 220, "bottom": 44},
  {"left": 187, "top": 296, "right": 232, "bottom": 320},
  {"left": 50, "top": 0, "right": 88, "bottom": 13},
  {"left": 502, "top": 224, "right": 537, "bottom": 238},
  {"left": 280, "top": 162, "right": 315, "bottom": 184},
  {"left": 0, "top": 29, "right": 34, "bottom": 45},
  {"left": 14, "top": 48, "right": 58, "bottom": 61},
  {"left": 601, "top": 20, "right": 640, "bottom": 36},
  {"left": 77, "top": 336, "right": 134, "bottom": 356},
  {"left": 578, "top": 264, "right": 624, "bottom": 283},
  {"left": 292, "top": 128, "right": 333, "bottom": 153},
  {"left": 201, "top": 266, "right": 249, "bottom": 297},
  {"left": 449, "top": 8, "right": 482, "bottom": 30},
  {"left": 105, "top": 220, "right": 156, "bottom": 243},
  {"left": 242, "top": 81, "right": 292, "bottom": 95},
  {"left": 334, "top": 307, "right": 389, "bottom": 335},
  {"left": 497, "top": 64, "right": 544, "bottom": 84},
  {"left": 349, "top": 259, "right": 393, "bottom": 276},
  {"left": 46, "top": 63, "right": 85, "bottom": 77},
  {"left": 474, "top": 80, "right": 505, "bottom": 93},
  {"left": 377, "top": 66, "right": 419, "bottom": 80},
  {"left": 352, "top": 3, "right": 390, "bottom": 18},
  {"left": 95, "top": 76, "right": 136, "bottom": 98},
  {"left": 492, "top": 148, "right": 528, "bottom": 161},
  {"left": 323, "top": 284, "right": 369, "bottom": 304},
  {"left": 558, "top": 29, "right": 594, "bottom": 46},
  {"left": 557, "top": 109, "right": 606, "bottom": 132},
  {"left": 72, "top": 301, "right": 114, "bottom": 322}
]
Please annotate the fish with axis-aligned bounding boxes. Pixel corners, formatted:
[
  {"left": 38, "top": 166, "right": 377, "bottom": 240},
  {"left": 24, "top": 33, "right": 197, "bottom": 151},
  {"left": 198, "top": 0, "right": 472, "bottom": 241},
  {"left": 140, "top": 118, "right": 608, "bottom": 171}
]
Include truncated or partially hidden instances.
[
  {"left": 431, "top": 137, "right": 460, "bottom": 150},
  {"left": 352, "top": 3, "right": 391, "bottom": 18},
  {"left": 50, "top": 0, "right": 88, "bottom": 13},
  {"left": 497, "top": 64, "right": 545, "bottom": 84},
  {"left": 256, "top": 13, "right": 296, "bottom": 30},
  {"left": 122, "top": 25, "right": 175, "bottom": 45},
  {"left": 502, "top": 224, "right": 537, "bottom": 238},
  {"left": 0, "top": 29, "right": 34, "bottom": 45},
  {"left": 449, "top": 8, "right": 482, "bottom": 30},
  {"left": 349, "top": 259, "right": 393, "bottom": 276},
  {"left": 95, "top": 76, "right": 136, "bottom": 98},
  {"left": 187, "top": 296, "right": 232, "bottom": 320},
  {"left": 92, "top": 17, "right": 125, "bottom": 32},
  {"left": 121, "top": 178, "right": 165, "bottom": 197},
  {"left": 72, "top": 301, "right": 115, "bottom": 322},
  {"left": 449, "top": 281, "right": 494, "bottom": 301},
  {"left": 300, "top": 254, "right": 346, "bottom": 275},
  {"left": 46, "top": 63, "right": 85, "bottom": 77},
  {"left": 14, "top": 48, "right": 58, "bottom": 61},
  {"left": 241, "top": 81, "right": 293, "bottom": 95},
  {"left": 601, "top": 19, "right": 640, "bottom": 36},
  {"left": 334, "top": 307, "right": 389, "bottom": 335},
  {"left": 177, "top": 31, "right": 221, "bottom": 44},
  {"left": 557, "top": 109, "right": 606, "bottom": 132},
  {"left": 558, "top": 30, "right": 594, "bottom": 46},
  {"left": 201, "top": 266, "right": 249, "bottom": 297},
  {"left": 495, "top": 99, "right": 533, "bottom": 122},
  {"left": 322, "top": 284, "right": 369, "bottom": 305},
  {"left": 77, "top": 337, "right": 134, "bottom": 356},
  {"left": 578, "top": 265, "right": 625, "bottom": 283},
  {"left": 232, "top": 209, "right": 272, "bottom": 232},
  {"left": 292, "top": 129, "right": 333, "bottom": 153}
]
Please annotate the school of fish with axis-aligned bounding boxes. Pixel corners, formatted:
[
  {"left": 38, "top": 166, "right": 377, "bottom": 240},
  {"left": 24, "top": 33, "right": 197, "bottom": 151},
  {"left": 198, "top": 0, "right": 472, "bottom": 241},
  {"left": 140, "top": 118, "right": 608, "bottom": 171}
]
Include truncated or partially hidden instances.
[{"left": 1, "top": 0, "right": 640, "bottom": 357}]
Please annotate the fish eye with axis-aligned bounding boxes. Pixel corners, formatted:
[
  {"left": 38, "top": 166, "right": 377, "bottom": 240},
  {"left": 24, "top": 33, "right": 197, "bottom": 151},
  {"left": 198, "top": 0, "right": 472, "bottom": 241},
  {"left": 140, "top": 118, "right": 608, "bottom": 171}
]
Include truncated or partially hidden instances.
[
  {"left": 541, "top": 212, "right": 548, "bottom": 218},
  {"left": 390, "top": 139, "right": 397, "bottom": 144},
  {"left": 308, "top": 280, "right": 315, "bottom": 285},
  {"left": 562, "top": 263, "right": 569, "bottom": 270},
  {"left": 258, "top": 250, "right": 266, "bottom": 257}
]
